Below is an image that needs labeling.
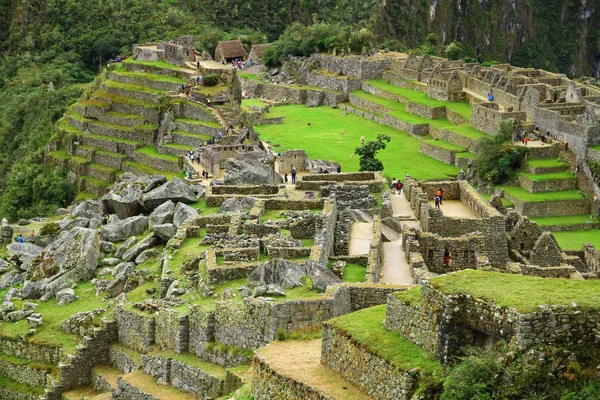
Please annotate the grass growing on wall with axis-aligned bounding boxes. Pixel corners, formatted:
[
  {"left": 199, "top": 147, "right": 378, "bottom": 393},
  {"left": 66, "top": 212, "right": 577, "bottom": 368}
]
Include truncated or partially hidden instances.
[
  {"left": 500, "top": 186, "right": 585, "bottom": 202},
  {"left": 530, "top": 214, "right": 597, "bottom": 227},
  {"left": 430, "top": 270, "right": 600, "bottom": 312},
  {"left": 255, "top": 105, "right": 459, "bottom": 180},
  {"left": 326, "top": 305, "right": 442, "bottom": 374}
]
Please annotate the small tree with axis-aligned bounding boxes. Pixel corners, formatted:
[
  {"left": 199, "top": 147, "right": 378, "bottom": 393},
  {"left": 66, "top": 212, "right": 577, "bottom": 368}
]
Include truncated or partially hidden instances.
[
  {"left": 474, "top": 120, "right": 527, "bottom": 184},
  {"left": 354, "top": 134, "right": 391, "bottom": 172}
]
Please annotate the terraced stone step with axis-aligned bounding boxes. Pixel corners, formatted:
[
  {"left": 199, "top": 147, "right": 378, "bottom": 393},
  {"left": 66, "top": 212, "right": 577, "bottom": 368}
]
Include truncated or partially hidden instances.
[
  {"left": 0, "top": 375, "right": 46, "bottom": 400},
  {"left": 91, "top": 89, "right": 161, "bottom": 123},
  {"left": 526, "top": 158, "right": 570, "bottom": 174},
  {"left": 174, "top": 117, "right": 221, "bottom": 136},
  {"left": 0, "top": 350, "right": 58, "bottom": 388},
  {"left": 109, "top": 69, "right": 186, "bottom": 92},
  {"left": 79, "top": 175, "right": 112, "bottom": 197},
  {"left": 78, "top": 132, "right": 143, "bottom": 155},
  {"left": 87, "top": 162, "right": 120, "bottom": 182},
  {"left": 132, "top": 147, "right": 182, "bottom": 173},
  {"left": 101, "top": 80, "right": 167, "bottom": 104},
  {"left": 159, "top": 143, "right": 194, "bottom": 157},
  {"left": 85, "top": 120, "right": 157, "bottom": 146},
  {"left": 419, "top": 139, "right": 473, "bottom": 168},
  {"left": 113, "top": 371, "right": 194, "bottom": 400},
  {"left": 530, "top": 214, "right": 600, "bottom": 232},
  {"left": 92, "top": 365, "right": 120, "bottom": 394},
  {"left": 171, "top": 130, "right": 212, "bottom": 148},
  {"left": 122, "top": 160, "right": 179, "bottom": 180},
  {"left": 61, "top": 386, "right": 111, "bottom": 400},
  {"left": 517, "top": 171, "right": 577, "bottom": 193},
  {"left": 501, "top": 186, "right": 589, "bottom": 217},
  {"left": 96, "top": 110, "right": 147, "bottom": 127}
]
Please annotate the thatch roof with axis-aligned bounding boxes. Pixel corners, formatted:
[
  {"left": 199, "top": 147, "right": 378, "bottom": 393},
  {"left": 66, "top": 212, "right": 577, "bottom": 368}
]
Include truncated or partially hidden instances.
[
  {"left": 215, "top": 40, "right": 247, "bottom": 59},
  {"left": 250, "top": 43, "right": 271, "bottom": 58}
]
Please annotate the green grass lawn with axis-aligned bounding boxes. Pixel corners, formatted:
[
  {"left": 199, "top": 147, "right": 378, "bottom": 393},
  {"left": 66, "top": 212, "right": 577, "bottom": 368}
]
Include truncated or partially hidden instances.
[
  {"left": 112, "top": 66, "right": 186, "bottom": 84},
  {"left": 255, "top": 105, "right": 459, "bottom": 180},
  {"left": 136, "top": 146, "right": 179, "bottom": 162},
  {"left": 517, "top": 171, "right": 575, "bottom": 181},
  {"left": 530, "top": 214, "right": 597, "bottom": 227},
  {"left": 431, "top": 269, "right": 600, "bottom": 312},
  {"left": 242, "top": 98, "right": 268, "bottom": 108},
  {"left": 553, "top": 229, "right": 600, "bottom": 250},
  {"left": 123, "top": 59, "right": 179, "bottom": 70},
  {"left": 364, "top": 79, "right": 472, "bottom": 119},
  {"left": 326, "top": 305, "right": 442, "bottom": 374},
  {"left": 342, "top": 263, "right": 367, "bottom": 282},
  {"left": 501, "top": 186, "right": 585, "bottom": 202},
  {"left": 103, "top": 79, "right": 166, "bottom": 95}
]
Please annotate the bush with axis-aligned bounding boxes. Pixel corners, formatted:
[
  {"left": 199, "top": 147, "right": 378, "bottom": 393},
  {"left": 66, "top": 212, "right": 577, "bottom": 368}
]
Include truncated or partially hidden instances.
[
  {"left": 474, "top": 120, "right": 526, "bottom": 184},
  {"left": 276, "top": 327, "right": 288, "bottom": 341},
  {"left": 40, "top": 222, "right": 60, "bottom": 236},
  {"left": 202, "top": 74, "right": 219, "bottom": 87}
]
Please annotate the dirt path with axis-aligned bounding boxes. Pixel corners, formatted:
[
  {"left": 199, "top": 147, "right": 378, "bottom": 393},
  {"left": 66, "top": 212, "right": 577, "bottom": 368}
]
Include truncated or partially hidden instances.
[
  {"left": 349, "top": 222, "right": 373, "bottom": 255},
  {"left": 390, "top": 192, "right": 416, "bottom": 218},
  {"left": 255, "top": 340, "right": 371, "bottom": 400},
  {"left": 381, "top": 240, "right": 413, "bottom": 285}
]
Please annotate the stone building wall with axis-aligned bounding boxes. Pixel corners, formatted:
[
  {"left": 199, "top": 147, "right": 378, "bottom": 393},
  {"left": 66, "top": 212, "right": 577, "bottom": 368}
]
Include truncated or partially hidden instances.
[
  {"left": 0, "top": 337, "right": 63, "bottom": 365},
  {"left": 154, "top": 310, "right": 188, "bottom": 354}
]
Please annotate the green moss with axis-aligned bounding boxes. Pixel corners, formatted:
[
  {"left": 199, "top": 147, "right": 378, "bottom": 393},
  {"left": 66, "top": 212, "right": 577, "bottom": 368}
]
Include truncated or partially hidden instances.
[
  {"left": 0, "top": 376, "right": 45, "bottom": 396},
  {"left": 47, "top": 150, "right": 70, "bottom": 160},
  {"left": 527, "top": 158, "right": 569, "bottom": 168},
  {"left": 431, "top": 269, "right": 600, "bottom": 312},
  {"left": 88, "top": 163, "right": 119, "bottom": 173},
  {"left": 517, "top": 171, "right": 575, "bottom": 181},
  {"left": 326, "top": 305, "right": 442, "bottom": 375},
  {"left": 395, "top": 286, "right": 421, "bottom": 305},
  {"left": 122, "top": 161, "right": 180, "bottom": 180}
]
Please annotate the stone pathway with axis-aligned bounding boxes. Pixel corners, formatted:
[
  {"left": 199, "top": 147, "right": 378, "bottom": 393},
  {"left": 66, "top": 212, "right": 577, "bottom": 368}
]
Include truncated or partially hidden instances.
[
  {"left": 390, "top": 192, "right": 416, "bottom": 218},
  {"left": 255, "top": 339, "right": 370, "bottom": 400},
  {"left": 381, "top": 241, "right": 413, "bottom": 285},
  {"left": 348, "top": 222, "right": 373, "bottom": 256}
]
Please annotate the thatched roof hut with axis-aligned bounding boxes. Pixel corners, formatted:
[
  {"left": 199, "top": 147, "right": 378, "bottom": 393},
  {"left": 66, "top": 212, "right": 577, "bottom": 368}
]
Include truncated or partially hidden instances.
[
  {"left": 214, "top": 40, "right": 248, "bottom": 63},
  {"left": 248, "top": 43, "right": 271, "bottom": 65}
]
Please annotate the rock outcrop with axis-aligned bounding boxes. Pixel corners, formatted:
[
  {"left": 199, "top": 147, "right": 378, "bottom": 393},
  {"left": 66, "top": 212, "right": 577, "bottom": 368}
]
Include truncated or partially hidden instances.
[{"left": 224, "top": 151, "right": 283, "bottom": 185}]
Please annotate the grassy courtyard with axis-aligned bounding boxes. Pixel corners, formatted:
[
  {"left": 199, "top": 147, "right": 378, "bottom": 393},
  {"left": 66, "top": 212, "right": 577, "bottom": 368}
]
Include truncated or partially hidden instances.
[
  {"left": 552, "top": 229, "right": 600, "bottom": 250},
  {"left": 254, "top": 104, "right": 460, "bottom": 180}
]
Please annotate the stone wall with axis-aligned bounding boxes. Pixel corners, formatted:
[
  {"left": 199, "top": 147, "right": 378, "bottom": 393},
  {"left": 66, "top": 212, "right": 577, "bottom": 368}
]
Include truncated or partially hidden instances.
[
  {"left": 210, "top": 185, "right": 280, "bottom": 195},
  {"left": 346, "top": 283, "right": 406, "bottom": 311},
  {"left": 321, "top": 324, "right": 420, "bottom": 400},
  {"left": 0, "top": 337, "right": 63, "bottom": 365},
  {"left": 155, "top": 310, "right": 188, "bottom": 354},
  {"left": 114, "top": 306, "right": 156, "bottom": 353},
  {"left": 0, "top": 357, "right": 49, "bottom": 387},
  {"left": 517, "top": 175, "right": 576, "bottom": 193},
  {"left": 241, "top": 79, "right": 346, "bottom": 106},
  {"left": 306, "top": 54, "right": 392, "bottom": 80},
  {"left": 362, "top": 82, "right": 446, "bottom": 119},
  {"left": 302, "top": 171, "right": 375, "bottom": 182},
  {"left": 419, "top": 141, "right": 459, "bottom": 165},
  {"left": 365, "top": 215, "right": 383, "bottom": 283}
]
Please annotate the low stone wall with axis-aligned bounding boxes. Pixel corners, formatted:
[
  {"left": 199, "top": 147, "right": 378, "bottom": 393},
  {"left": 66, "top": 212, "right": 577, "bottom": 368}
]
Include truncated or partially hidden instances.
[
  {"left": 109, "top": 345, "right": 141, "bottom": 374},
  {"left": 114, "top": 306, "right": 156, "bottom": 353},
  {"left": 266, "top": 246, "right": 311, "bottom": 259},
  {"left": 345, "top": 97, "right": 430, "bottom": 136},
  {"left": 365, "top": 216, "right": 383, "bottom": 283},
  {"left": 347, "top": 283, "right": 406, "bottom": 310},
  {"left": 304, "top": 70, "right": 363, "bottom": 93},
  {"left": 101, "top": 83, "right": 162, "bottom": 104},
  {"left": 0, "top": 337, "right": 63, "bottom": 365},
  {"left": 506, "top": 196, "right": 589, "bottom": 217},
  {"left": 436, "top": 127, "right": 478, "bottom": 151},
  {"left": 113, "top": 376, "right": 157, "bottom": 400},
  {"left": 142, "top": 354, "right": 225, "bottom": 399},
  {"left": 109, "top": 101, "right": 161, "bottom": 124},
  {"left": 446, "top": 109, "right": 469, "bottom": 125},
  {"left": 241, "top": 79, "right": 346, "bottom": 106},
  {"left": 524, "top": 143, "right": 561, "bottom": 159},
  {"left": 419, "top": 141, "right": 458, "bottom": 165},
  {"left": 109, "top": 72, "right": 182, "bottom": 92},
  {"left": 206, "top": 250, "right": 260, "bottom": 284},
  {"left": 0, "top": 388, "right": 38, "bottom": 400},
  {"left": 517, "top": 175, "right": 576, "bottom": 193},
  {"left": 264, "top": 198, "right": 324, "bottom": 210},
  {"left": 194, "top": 343, "right": 252, "bottom": 368},
  {"left": 321, "top": 324, "right": 420, "bottom": 400},
  {"left": 362, "top": 82, "right": 445, "bottom": 119},
  {"left": 0, "top": 357, "right": 49, "bottom": 387},
  {"left": 250, "top": 354, "right": 329, "bottom": 400},
  {"left": 302, "top": 171, "right": 375, "bottom": 182},
  {"left": 210, "top": 185, "right": 280, "bottom": 195},
  {"left": 295, "top": 179, "right": 383, "bottom": 192}
]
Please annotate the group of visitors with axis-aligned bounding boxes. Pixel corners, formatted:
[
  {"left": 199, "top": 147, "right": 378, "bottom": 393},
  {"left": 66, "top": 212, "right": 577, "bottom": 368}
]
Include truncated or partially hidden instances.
[
  {"left": 434, "top": 188, "right": 444, "bottom": 208},
  {"left": 231, "top": 59, "right": 246, "bottom": 71},
  {"left": 391, "top": 178, "right": 404, "bottom": 195},
  {"left": 284, "top": 168, "right": 297, "bottom": 184},
  {"left": 186, "top": 150, "right": 199, "bottom": 164},
  {"left": 200, "top": 170, "right": 210, "bottom": 179}
]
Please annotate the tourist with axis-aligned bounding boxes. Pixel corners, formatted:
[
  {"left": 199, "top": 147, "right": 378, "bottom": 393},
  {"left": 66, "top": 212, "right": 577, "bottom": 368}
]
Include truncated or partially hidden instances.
[
  {"left": 436, "top": 188, "right": 443, "bottom": 205},
  {"left": 565, "top": 142, "right": 569, "bottom": 151},
  {"left": 360, "top": 136, "right": 365, "bottom": 145},
  {"left": 319, "top": 167, "right": 324, "bottom": 174},
  {"left": 337, "top": 165, "right": 341, "bottom": 173},
  {"left": 284, "top": 173, "right": 288, "bottom": 183},
  {"left": 524, "top": 137, "right": 529, "bottom": 146},
  {"left": 190, "top": 153, "right": 195, "bottom": 162},
  {"left": 291, "top": 167, "right": 297, "bottom": 184},
  {"left": 218, "top": 131, "right": 223, "bottom": 139},
  {"left": 392, "top": 178, "right": 398, "bottom": 194},
  {"left": 181, "top": 84, "right": 186, "bottom": 93},
  {"left": 307, "top": 122, "right": 312, "bottom": 127},
  {"left": 17, "top": 234, "right": 23, "bottom": 243},
  {"left": 546, "top": 129, "right": 551, "bottom": 138},
  {"left": 398, "top": 181, "right": 403, "bottom": 195},
  {"left": 434, "top": 195, "right": 441, "bottom": 208},
  {"left": 487, "top": 93, "right": 494, "bottom": 101}
]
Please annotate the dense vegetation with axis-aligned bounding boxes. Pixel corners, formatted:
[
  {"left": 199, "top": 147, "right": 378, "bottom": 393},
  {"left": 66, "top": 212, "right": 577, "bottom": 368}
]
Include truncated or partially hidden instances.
[{"left": 0, "top": 0, "right": 597, "bottom": 220}]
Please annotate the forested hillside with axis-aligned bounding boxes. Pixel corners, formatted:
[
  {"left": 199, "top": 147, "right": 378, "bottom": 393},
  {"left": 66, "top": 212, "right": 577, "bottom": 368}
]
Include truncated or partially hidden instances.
[{"left": 0, "top": 0, "right": 598, "bottom": 220}]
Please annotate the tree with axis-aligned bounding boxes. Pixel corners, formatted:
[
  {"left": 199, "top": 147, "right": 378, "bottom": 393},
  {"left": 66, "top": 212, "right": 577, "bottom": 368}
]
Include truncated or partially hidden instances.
[
  {"left": 354, "top": 134, "right": 391, "bottom": 172},
  {"left": 474, "top": 120, "right": 527, "bottom": 184}
]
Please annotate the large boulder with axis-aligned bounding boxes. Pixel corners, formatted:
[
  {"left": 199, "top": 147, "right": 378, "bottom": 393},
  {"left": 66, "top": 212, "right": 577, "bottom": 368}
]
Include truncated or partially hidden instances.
[
  {"left": 224, "top": 151, "right": 283, "bottom": 185},
  {"left": 22, "top": 228, "right": 100, "bottom": 299},
  {"left": 247, "top": 259, "right": 341, "bottom": 293},
  {"left": 122, "top": 233, "right": 158, "bottom": 262},
  {"left": 218, "top": 197, "right": 257, "bottom": 214},
  {"left": 56, "top": 288, "right": 78, "bottom": 306},
  {"left": 0, "top": 270, "right": 24, "bottom": 289},
  {"left": 247, "top": 259, "right": 306, "bottom": 289},
  {"left": 101, "top": 216, "right": 149, "bottom": 242},
  {"left": 149, "top": 201, "right": 175, "bottom": 228},
  {"left": 102, "top": 175, "right": 166, "bottom": 218},
  {"left": 304, "top": 260, "right": 342, "bottom": 292},
  {"left": 141, "top": 178, "right": 196, "bottom": 211},
  {"left": 152, "top": 224, "right": 176, "bottom": 241},
  {"left": 173, "top": 203, "right": 198, "bottom": 228},
  {"left": 71, "top": 200, "right": 104, "bottom": 219},
  {"left": 7, "top": 242, "right": 44, "bottom": 270}
]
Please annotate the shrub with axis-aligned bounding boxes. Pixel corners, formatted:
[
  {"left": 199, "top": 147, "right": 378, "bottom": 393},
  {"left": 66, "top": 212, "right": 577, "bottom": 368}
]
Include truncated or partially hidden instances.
[
  {"left": 474, "top": 120, "right": 526, "bottom": 184},
  {"left": 40, "top": 222, "right": 60, "bottom": 236},
  {"left": 355, "top": 134, "right": 391, "bottom": 172},
  {"left": 202, "top": 74, "right": 219, "bottom": 87},
  {"left": 276, "top": 327, "right": 288, "bottom": 341}
]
